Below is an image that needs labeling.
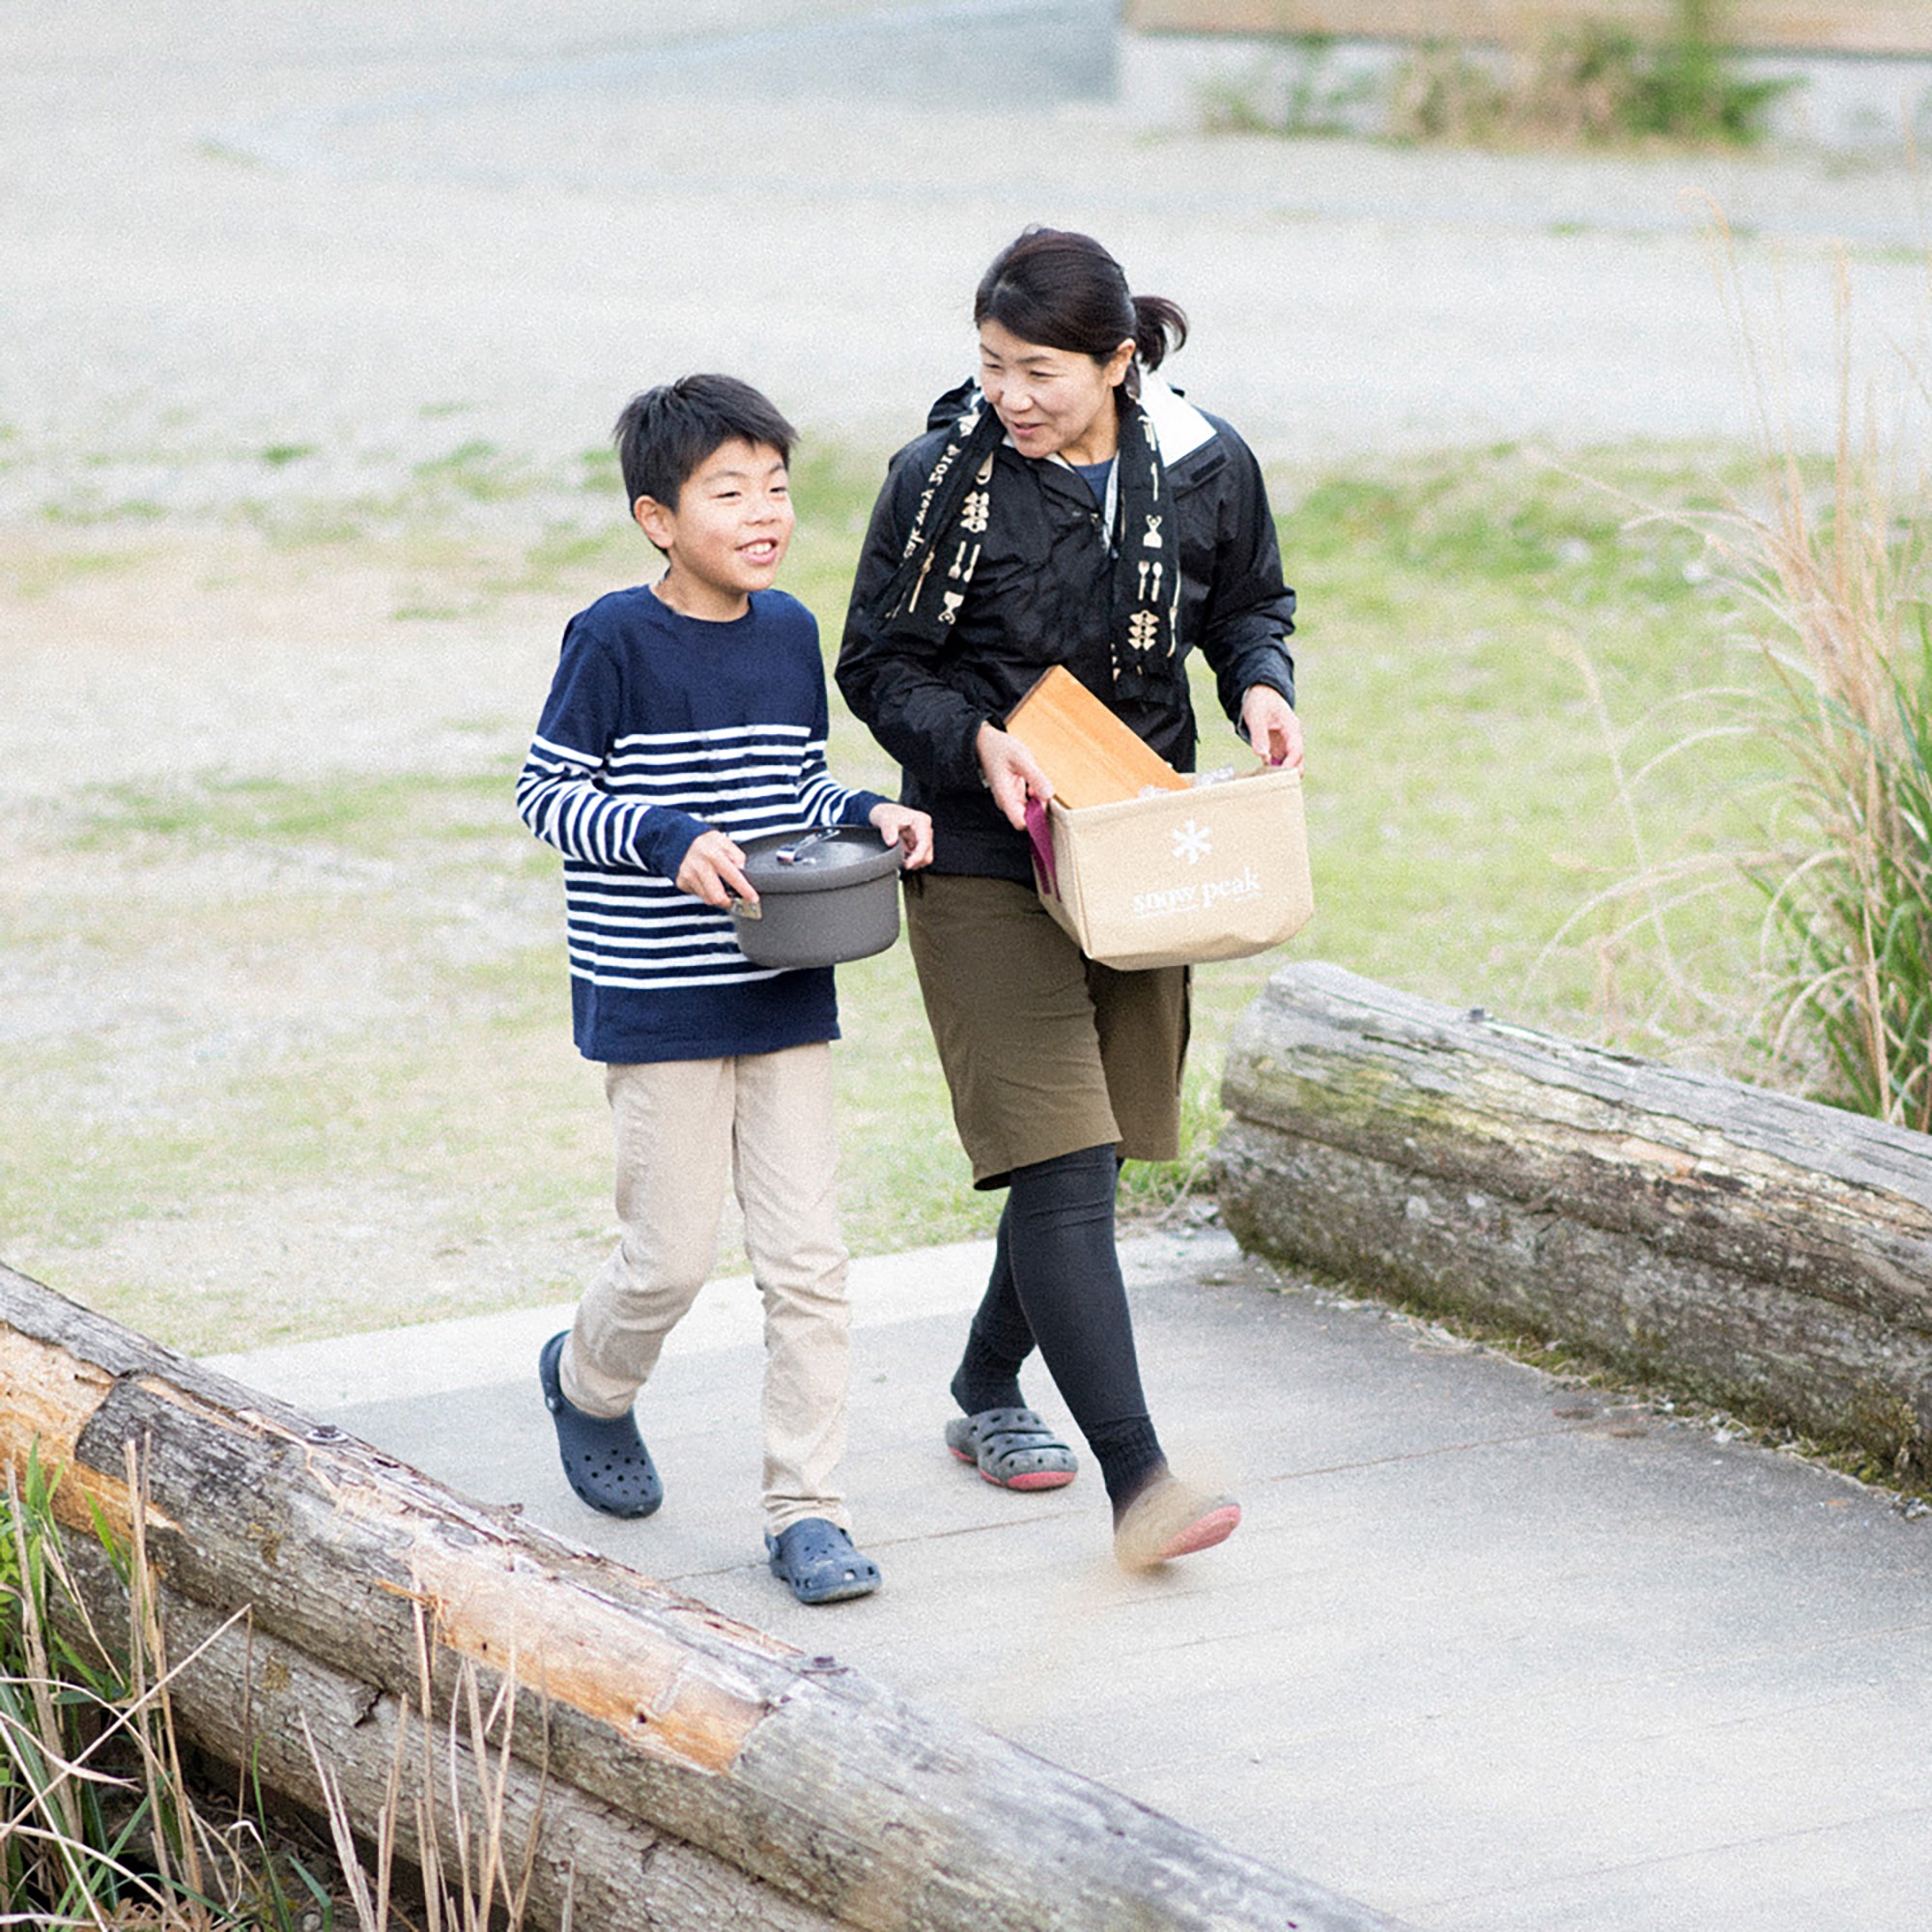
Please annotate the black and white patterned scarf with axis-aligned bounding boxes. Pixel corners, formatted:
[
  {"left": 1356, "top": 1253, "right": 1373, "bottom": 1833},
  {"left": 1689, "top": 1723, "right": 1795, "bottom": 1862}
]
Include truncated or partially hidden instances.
[{"left": 870, "top": 383, "right": 1183, "bottom": 700}]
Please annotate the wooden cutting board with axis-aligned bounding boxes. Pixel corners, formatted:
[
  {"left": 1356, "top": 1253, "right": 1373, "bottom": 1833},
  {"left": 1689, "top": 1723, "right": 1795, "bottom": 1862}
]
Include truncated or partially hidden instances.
[{"left": 1004, "top": 666, "right": 1189, "bottom": 809}]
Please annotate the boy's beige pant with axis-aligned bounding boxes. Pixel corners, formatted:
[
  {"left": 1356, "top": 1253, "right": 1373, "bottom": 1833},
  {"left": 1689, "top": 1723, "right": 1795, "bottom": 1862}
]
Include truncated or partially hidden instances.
[{"left": 558, "top": 1042, "right": 851, "bottom": 1538}]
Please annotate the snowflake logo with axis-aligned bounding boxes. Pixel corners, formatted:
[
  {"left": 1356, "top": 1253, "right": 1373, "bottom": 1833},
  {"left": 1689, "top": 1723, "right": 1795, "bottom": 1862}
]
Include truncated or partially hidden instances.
[{"left": 1172, "top": 817, "right": 1212, "bottom": 866}]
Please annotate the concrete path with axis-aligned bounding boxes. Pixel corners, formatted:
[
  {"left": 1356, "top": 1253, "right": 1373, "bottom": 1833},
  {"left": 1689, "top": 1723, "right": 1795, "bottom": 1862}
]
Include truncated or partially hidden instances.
[{"left": 210, "top": 1224, "right": 1932, "bottom": 1932}]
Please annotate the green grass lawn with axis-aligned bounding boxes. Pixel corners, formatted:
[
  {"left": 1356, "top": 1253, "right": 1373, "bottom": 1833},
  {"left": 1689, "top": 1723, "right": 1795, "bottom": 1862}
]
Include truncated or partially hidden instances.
[{"left": 0, "top": 436, "right": 1794, "bottom": 1349}]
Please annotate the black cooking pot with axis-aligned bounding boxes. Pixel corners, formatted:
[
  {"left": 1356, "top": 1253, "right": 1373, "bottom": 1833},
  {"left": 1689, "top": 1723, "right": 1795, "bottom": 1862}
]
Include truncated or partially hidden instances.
[{"left": 730, "top": 826, "right": 905, "bottom": 969}]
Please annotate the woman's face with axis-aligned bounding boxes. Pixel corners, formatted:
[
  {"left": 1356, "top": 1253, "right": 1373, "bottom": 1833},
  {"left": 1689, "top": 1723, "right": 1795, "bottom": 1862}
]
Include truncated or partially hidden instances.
[{"left": 977, "top": 318, "right": 1136, "bottom": 467}]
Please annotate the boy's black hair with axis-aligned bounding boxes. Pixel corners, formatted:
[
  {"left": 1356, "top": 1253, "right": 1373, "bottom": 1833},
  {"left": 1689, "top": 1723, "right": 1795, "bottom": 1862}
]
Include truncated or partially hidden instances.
[{"left": 612, "top": 374, "right": 797, "bottom": 514}]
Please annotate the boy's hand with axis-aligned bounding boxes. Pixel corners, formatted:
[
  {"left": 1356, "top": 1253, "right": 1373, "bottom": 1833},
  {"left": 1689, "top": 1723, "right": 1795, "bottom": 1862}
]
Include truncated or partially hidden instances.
[
  {"left": 869, "top": 802, "right": 935, "bottom": 870},
  {"left": 677, "top": 828, "right": 754, "bottom": 908},
  {"left": 1240, "top": 686, "right": 1303, "bottom": 772}
]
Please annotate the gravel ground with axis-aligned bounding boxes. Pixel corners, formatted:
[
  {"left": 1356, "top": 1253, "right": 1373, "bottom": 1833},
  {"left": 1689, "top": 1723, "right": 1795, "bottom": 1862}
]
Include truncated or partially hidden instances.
[{"left": 9, "top": 4, "right": 1930, "bottom": 487}]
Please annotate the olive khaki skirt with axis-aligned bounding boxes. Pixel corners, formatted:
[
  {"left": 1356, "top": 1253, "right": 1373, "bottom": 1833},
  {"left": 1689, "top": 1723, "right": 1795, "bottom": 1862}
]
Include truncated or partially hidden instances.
[{"left": 903, "top": 872, "right": 1190, "bottom": 1189}]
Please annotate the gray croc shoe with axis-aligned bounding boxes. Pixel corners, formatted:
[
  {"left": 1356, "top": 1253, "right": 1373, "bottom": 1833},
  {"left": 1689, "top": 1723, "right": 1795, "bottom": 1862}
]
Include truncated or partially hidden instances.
[
  {"left": 944, "top": 1406, "right": 1078, "bottom": 1491},
  {"left": 538, "top": 1331, "right": 663, "bottom": 1519},
  {"left": 766, "top": 1517, "right": 882, "bottom": 1605}
]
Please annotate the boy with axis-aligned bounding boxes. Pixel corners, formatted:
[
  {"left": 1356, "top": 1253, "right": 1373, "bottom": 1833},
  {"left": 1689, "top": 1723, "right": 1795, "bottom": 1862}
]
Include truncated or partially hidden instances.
[{"left": 517, "top": 375, "right": 931, "bottom": 1605}]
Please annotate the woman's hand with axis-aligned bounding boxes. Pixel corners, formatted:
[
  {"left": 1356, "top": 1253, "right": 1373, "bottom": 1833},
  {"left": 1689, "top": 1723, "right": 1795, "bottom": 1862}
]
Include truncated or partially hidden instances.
[
  {"left": 1240, "top": 686, "right": 1303, "bottom": 772},
  {"left": 870, "top": 801, "right": 935, "bottom": 869},
  {"left": 975, "top": 723, "right": 1054, "bottom": 830},
  {"left": 676, "top": 828, "right": 753, "bottom": 909}
]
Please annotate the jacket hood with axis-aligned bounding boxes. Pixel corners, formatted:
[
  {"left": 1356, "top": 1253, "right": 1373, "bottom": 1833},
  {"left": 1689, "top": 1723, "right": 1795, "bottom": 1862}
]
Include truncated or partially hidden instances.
[{"left": 924, "top": 376, "right": 980, "bottom": 433}]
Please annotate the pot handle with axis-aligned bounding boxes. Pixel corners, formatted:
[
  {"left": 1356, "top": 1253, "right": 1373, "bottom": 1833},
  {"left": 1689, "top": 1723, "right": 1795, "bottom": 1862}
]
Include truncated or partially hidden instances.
[{"left": 775, "top": 828, "right": 838, "bottom": 866}]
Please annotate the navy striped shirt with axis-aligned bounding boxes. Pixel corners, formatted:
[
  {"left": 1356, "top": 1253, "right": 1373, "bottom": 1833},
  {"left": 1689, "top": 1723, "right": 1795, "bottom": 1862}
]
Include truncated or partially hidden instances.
[{"left": 517, "top": 585, "right": 884, "bottom": 1064}]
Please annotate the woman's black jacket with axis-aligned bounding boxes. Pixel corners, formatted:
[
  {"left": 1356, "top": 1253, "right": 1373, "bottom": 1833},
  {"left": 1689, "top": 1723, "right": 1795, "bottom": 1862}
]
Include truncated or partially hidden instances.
[{"left": 836, "top": 378, "right": 1297, "bottom": 883}]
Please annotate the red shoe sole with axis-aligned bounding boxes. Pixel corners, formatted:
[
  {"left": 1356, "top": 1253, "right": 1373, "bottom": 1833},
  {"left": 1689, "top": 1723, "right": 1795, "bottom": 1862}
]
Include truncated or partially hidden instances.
[
  {"left": 982, "top": 1467, "right": 1075, "bottom": 1492},
  {"left": 1154, "top": 1501, "right": 1241, "bottom": 1562},
  {"left": 951, "top": 1446, "right": 1075, "bottom": 1492}
]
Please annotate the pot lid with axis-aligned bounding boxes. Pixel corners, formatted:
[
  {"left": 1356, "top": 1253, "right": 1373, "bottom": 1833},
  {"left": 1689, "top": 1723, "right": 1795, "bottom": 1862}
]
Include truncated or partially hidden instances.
[{"left": 737, "top": 826, "right": 905, "bottom": 895}]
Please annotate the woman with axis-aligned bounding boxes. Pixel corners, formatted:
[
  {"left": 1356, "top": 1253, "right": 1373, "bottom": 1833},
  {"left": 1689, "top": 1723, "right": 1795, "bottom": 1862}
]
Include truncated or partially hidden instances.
[{"left": 837, "top": 227, "right": 1301, "bottom": 1570}]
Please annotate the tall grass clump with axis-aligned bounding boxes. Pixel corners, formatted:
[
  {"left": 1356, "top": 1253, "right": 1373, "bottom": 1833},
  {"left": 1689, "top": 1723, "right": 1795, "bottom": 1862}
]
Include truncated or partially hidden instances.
[
  {"left": 1579, "top": 244, "right": 1932, "bottom": 1121},
  {"left": 1715, "top": 274, "right": 1932, "bottom": 1124},
  {"left": 0, "top": 1450, "right": 308, "bottom": 1928},
  {"left": 0, "top": 1446, "right": 548, "bottom": 1930}
]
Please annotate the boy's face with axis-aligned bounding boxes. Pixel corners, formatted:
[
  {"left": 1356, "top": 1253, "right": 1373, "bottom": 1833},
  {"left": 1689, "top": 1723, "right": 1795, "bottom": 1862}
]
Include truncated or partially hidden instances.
[{"left": 634, "top": 438, "right": 793, "bottom": 621}]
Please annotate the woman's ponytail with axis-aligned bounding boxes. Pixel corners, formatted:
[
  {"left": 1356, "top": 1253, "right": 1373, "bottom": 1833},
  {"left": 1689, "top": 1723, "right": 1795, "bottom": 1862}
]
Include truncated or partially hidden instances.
[{"left": 1131, "top": 294, "right": 1188, "bottom": 371}]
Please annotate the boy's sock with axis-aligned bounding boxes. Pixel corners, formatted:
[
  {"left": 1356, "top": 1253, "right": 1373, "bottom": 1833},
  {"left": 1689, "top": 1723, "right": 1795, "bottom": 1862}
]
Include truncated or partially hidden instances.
[{"left": 948, "top": 1200, "right": 1035, "bottom": 1415}]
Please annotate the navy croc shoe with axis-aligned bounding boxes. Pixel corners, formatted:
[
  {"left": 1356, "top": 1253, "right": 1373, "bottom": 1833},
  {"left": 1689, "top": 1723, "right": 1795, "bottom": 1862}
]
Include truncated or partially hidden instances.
[
  {"left": 765, "top": 1517, "right": 881, "bottom": 1605},
  {"left": 538, "top": 1331, "right": 663, "bottom": 1519}
]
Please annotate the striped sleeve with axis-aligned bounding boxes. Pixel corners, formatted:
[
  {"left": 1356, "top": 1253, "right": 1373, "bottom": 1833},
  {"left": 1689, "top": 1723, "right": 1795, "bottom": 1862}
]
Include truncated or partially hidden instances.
[{"left": 516, "top": 731, "right": 706, "bottom": 880}]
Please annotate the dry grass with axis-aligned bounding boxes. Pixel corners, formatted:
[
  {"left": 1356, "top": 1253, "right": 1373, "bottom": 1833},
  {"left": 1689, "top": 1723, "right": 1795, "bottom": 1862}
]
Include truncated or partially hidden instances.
[
  {"left": 1550, "top": 220, "right": 1932, "bottom": 1122},
  {"left": 0, "top": 1451, "right": 298, "bottom": 1929},
  {"left": 0, "top": 1451, "right": 549, "bottom": 1932},
  {"left": 306, "top": 1605, "right": 543, "bottom": 1932},
  {"left": 1717, "top": 249, "right": 1932, "bottom": 1122}
]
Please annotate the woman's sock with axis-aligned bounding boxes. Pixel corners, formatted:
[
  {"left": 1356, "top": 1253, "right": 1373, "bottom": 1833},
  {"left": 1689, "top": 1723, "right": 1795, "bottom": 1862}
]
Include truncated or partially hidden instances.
[
  {"left": 949, "top": 1201, "right": 1034, "bottom": 1415},
  {"left": 1092, "top": 1425, "right": 1167, "bottom": 1518}
]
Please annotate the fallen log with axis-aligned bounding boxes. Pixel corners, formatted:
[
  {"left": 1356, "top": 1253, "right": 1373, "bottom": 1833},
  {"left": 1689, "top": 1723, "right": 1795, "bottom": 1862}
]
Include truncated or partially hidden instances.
[
  {"left": 1214, "top": 963, "right": 1932, "bottom": 1473},
  {"left": 0, "top": 1256, "right": 1410, "bottom": 1932},
  {"left": 53, "top": 1537, "right": 835, "bottom": 1932}
]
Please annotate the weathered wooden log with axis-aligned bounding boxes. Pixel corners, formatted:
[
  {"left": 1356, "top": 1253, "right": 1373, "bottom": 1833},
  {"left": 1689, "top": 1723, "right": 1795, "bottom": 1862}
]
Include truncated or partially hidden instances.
[
  {"left": 0, "top": 1257, "right": 1410, "bottom": 1932},
  {"left": 53, "top": 1538, "right": 838, "bottom": 1932},
  {"left": 1214, "top": 962, "right": 1932, "bottom": 1471}
]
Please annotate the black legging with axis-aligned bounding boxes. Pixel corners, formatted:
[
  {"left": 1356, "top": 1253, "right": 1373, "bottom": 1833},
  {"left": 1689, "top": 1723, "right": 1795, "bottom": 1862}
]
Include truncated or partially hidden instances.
[{"left": 952, "top": 1142, "right": 1164, "bottom": 1510}]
